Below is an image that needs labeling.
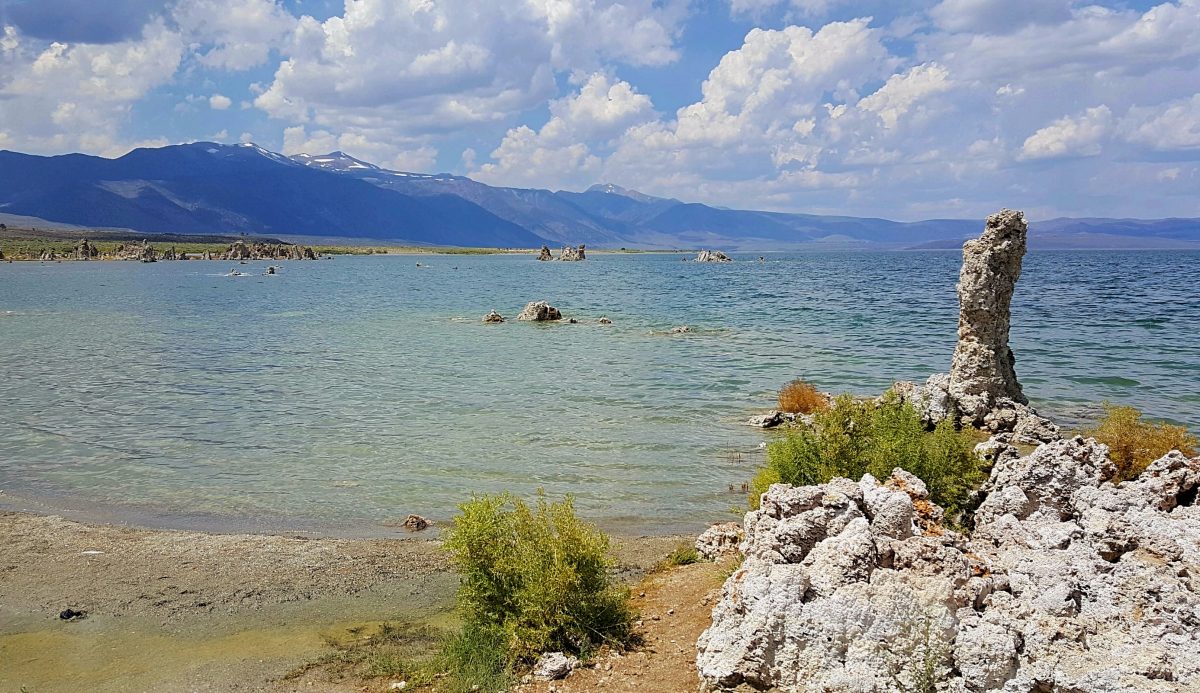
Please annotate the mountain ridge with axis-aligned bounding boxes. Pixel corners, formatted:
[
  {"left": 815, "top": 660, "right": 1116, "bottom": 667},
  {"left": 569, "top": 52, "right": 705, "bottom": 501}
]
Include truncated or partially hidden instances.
[{"left": 1, "top": 143, "right": 1197, "bottom": 250}]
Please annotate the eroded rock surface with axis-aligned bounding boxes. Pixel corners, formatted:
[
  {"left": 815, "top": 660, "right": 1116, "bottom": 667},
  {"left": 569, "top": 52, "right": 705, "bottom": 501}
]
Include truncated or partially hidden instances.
[
  {"left": 558, "top": 245, "right": 586, "bottom": 261},
  {"left": 516, "top": 301, "right": 562, "bottom": 322},
  {"left": 888, "top": 210, "right": 1058, "bottom": 443},
  {"left": 538, "top": 245, "right": 552, "bottom": 261},
  {"left": 696, "top": 522, "right": 745, "bottom": 560},
  {"left": 697, "top": 441, "right": 1200, "bottom": 692},
  {"left": 950, "top": 209, "right": 1028, "bottom": 425}
]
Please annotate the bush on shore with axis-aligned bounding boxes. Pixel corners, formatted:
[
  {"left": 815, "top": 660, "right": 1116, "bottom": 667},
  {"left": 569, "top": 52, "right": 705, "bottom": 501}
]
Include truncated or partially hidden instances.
[
  {"left": 1086, "top": 403, "right": 1198, "bottom": 482},
  {"left": 443, "top": 492, "right": 635, "bottom": 667},
  {"left": 750, "top": 394, "right": 985, "bottom": 517},
  {"left": 778, "top": 378, "right": 830, "bottom": 415}
]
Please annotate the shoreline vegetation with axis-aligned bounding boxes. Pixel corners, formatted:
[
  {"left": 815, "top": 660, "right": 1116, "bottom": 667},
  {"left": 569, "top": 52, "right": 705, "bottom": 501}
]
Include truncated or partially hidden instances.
[{"left": 3, "top": 209, "right": 1198, "bottom": 692}]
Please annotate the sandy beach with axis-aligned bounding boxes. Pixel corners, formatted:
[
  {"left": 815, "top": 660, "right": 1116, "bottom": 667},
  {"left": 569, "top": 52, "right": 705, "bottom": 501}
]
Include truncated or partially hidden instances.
[{"left": 0, "top": 511, "right": 685, "bottom": 692}]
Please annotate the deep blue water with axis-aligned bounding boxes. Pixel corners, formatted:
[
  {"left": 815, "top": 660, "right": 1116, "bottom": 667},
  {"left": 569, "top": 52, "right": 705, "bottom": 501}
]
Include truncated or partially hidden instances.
[{"left": 0, "top": 250, "right": 1197, "bottom": 535}]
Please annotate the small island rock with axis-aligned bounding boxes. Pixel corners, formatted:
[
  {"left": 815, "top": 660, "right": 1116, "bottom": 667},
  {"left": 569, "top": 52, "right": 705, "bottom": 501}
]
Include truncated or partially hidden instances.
[{"left": 516, "top": 301, "right": 563, "bottom": 322}]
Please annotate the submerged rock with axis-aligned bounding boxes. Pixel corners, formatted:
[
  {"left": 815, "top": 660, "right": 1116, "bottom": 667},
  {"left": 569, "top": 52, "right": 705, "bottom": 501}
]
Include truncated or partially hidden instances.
[
  {"left": 401, "top": 514, "right": 430, "bottom": 531},
  {"left": 950, "top": 209, "right": 1028, "bottom": 425},
  {"left": 598, "top": 316, "right": 613, "bottom": 325},
  {"left": 696, "top": 443, "right": 1200, "bottom": 692},
  {"left": 516, "top": 301, "right": 562, "bottom": 322},
  {"left": 482, "top": 310, "right": 505, "bottom": 323},
  {"left": 695, "top": 250, "right": 732, "bottom": 263}
]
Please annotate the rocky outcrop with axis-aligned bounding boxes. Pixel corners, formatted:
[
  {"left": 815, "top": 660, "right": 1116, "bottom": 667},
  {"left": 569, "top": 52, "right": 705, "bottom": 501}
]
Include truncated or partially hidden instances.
[
  {"left": 888, "top": 210, "right": 1058, "bottom": 443},
  {"left": 113, "top": 241, "right": 157, "bottom": 262},
  {"left": 483, "top": 310, "right": 505, "bottom": 323},
  {"left": 696, "top": 250, "right": 732, "bottom": 263},
  {"left": 538, "top": 245, "right": 553, "bottom": 261},
  {"left": 160, "top": 246, "right": 180, "bottom": 261},
  {"left": 697, "top": 442, "right": 1200, "bottom": 692},
  {"left": 72, "top": 239, "right": 98, "bottom": 260},
  {"left": 950, "top": 209, "right": 1028, "bottom": 425},
  {"left": 890, "top": 376, "right": 1059, "bottom": 445},
  {"left": 218, "top": 240, "right": 319, "bottom": 261},
  {"left": 696, "top": 522, "right": 744, "bottom": 560},
  {"left": 516, "top": 301, "right": 562, "bottom": 322},
  {"left": 558, "top": 245, "right": 586, "bottom": 261}
]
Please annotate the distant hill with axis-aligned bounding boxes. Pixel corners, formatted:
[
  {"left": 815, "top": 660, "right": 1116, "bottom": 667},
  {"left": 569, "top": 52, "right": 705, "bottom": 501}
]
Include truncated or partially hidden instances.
[{"left": 1, "top": 143, "right": 1196, "bottom": 250}]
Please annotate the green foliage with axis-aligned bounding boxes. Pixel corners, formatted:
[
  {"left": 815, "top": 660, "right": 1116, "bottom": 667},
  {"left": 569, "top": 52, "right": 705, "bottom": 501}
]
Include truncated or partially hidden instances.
[
  {"left": 435, "top": 622, "right": 512, "bottom": 693},
  {"left": 443, "top": 492, "right": 635, "bottom": 666},
  {"left": 1086, "top": 403, "right": 1198, "bottom": 482},
  {"left": 750, "top": 394, "right": 984, "bottom": 517},
  {"left": 652, "top": 542, "right": 700, "bottom": 572}
]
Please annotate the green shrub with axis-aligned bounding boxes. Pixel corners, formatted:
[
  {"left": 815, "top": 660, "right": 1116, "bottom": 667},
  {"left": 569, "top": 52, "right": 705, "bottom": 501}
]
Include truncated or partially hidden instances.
[
  {"left": 443, "top": 492, "right": 635, "bottom": 665},
  {"left": 1086, "top": 403, "right": 1198, "bottom": 482},
  {"left": 750, "top": 395, "right": 984, "bottom": 516}
]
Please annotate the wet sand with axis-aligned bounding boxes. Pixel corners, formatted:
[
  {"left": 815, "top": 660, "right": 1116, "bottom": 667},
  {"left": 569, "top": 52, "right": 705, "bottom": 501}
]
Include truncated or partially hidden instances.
[{"left": 0, "top": 511, "right": 684, "bottom": 692}]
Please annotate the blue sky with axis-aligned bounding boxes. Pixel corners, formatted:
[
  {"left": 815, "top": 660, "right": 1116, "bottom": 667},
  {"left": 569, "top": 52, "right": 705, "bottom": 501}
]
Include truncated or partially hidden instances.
[{"left": 0, "top": 0, "right": 1196, "bottom": 220}]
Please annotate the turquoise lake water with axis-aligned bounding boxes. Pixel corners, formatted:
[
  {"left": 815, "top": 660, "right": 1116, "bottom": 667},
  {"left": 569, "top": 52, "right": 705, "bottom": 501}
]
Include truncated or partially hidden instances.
[{"left": 1, "top": 250, "right": 1197, "bottom": 535}]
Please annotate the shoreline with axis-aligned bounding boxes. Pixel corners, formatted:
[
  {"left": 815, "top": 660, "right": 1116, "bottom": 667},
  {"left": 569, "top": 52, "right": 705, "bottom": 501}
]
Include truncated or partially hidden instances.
[
  {"left": 0, "top": 509, "right": 689, "bottom": 692},
  {"left": 0, "top": 486, "right": 722, "bottom": 541}
]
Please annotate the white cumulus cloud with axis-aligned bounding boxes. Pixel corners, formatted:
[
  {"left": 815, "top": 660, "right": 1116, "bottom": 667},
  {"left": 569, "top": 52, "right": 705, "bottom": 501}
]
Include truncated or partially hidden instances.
[{"left": 1020, "top": 105, "right": 1113, "bottom": 160}]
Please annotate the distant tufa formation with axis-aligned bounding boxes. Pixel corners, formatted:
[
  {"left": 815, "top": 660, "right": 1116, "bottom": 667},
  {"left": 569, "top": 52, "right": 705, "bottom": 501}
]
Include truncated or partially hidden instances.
[
  {"left": 537, "top": 244, "right": 586, "bottom": 261},
  {"left": 21, "top": 238, "right": 322, "bottom": 262},
  {"left": 217, "top": 240, "right": 319, "bottom": 261},
  {"left": 695, "top": 250, "right": 732, "bottom": 262},
  {"left": 696, "top": 209, "right": 1200, "bottom": 692}
]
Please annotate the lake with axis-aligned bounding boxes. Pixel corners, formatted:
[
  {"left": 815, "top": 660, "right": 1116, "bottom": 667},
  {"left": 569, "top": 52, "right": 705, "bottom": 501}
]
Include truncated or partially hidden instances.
[{"left": 1, "top": 250, "right": 1197, "bottom": 535}]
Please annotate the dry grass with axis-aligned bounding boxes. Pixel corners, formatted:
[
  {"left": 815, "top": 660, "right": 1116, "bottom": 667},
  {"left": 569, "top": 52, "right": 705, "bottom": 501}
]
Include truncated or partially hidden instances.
[
  {"left": 777, "top": 378, "right": 829, "bottom": 415},
  {"left": 1086, "top": 403, "right": 1198, "bottom": 482}
]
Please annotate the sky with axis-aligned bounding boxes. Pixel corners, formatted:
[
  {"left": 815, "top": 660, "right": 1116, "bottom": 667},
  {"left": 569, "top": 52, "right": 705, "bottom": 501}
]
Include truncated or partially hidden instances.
[{"left": 0, "top": 0, "right": 1197, "bottom": 220}]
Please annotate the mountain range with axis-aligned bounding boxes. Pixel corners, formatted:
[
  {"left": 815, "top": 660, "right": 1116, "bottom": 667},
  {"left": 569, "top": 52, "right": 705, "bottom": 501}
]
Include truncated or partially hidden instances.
[{"left": 1, "top": 142, "right": 1197, "bottom": 250}]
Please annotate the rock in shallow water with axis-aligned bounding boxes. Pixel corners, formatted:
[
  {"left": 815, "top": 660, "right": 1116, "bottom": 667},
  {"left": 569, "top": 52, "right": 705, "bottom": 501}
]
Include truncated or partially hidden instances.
[{"left": 516, "top": 301, "right": 562, "bottom": 321}]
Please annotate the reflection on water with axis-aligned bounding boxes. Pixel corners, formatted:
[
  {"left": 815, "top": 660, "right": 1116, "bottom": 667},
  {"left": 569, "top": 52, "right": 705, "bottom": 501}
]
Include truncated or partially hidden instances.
[{"left": 0, "top": 250, "right": 1197, "bottom": 534}]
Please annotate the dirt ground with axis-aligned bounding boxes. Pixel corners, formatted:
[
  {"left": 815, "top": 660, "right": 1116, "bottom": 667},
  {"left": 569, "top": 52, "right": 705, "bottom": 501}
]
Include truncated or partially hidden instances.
[
  {"left": 0, "top": 511, "right": 693, "bottom": 693},
  {"left": 512, "top": 559, "right": 732, "bottom": 693}
]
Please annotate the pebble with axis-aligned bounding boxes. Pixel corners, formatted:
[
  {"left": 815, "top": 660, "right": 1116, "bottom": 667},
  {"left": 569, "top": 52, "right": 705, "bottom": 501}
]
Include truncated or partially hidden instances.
[{"left": 667, "top": 608, "right": 675, "bottom": 615}]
